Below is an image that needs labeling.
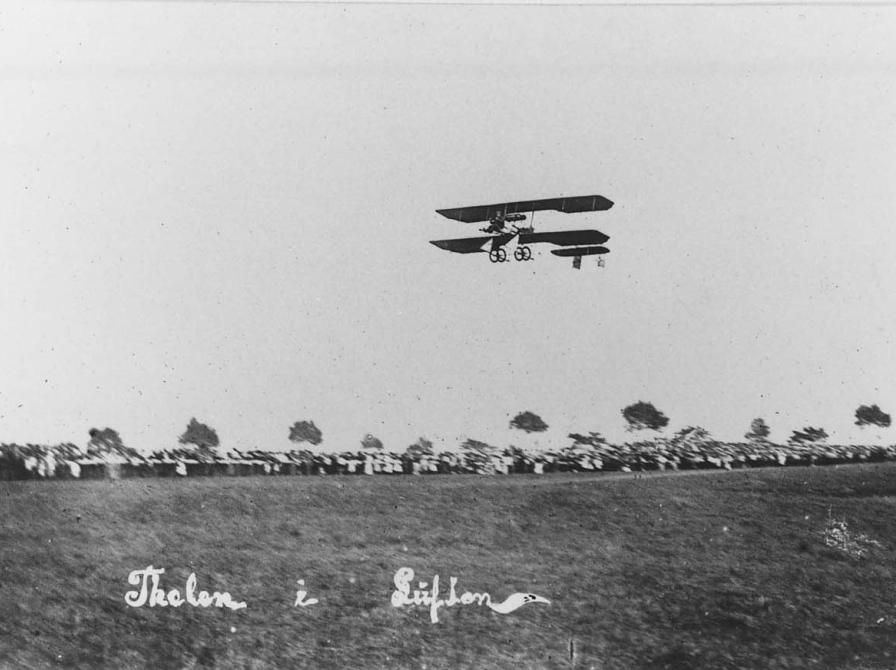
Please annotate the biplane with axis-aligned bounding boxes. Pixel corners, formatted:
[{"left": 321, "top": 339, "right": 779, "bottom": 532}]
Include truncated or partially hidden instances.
[{"left": 430, "top": 195, "right": 613, "bottom": 269}]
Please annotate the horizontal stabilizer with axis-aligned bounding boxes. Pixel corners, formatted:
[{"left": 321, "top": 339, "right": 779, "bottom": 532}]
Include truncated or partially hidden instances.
[
  {"left": 437, "top": 195, "right": 613, "bottom": 223},
  {"left": 520, "top": 229, "right": 608, "bottom": 247},
  {"left": 550, "top": 246, "right": 610, "bottom": 257}
]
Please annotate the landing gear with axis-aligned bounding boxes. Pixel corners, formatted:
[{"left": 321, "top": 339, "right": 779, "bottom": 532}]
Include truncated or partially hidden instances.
[{"left": 491, "top": 245, "right": 532, "bottom": 263}]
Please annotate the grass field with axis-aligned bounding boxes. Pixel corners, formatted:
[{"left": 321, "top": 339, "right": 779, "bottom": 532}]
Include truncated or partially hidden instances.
[{"left": 3, "top": 464, "right": 896, "bottom": 669}]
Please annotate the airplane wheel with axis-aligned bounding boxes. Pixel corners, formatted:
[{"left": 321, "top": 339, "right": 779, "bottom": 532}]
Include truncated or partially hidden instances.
[
  {"left": 488, "top": 249, "right": 500, "bottom": 263},
  {"left": 496, "top": 247, "right": 507, "bottom": 262},
  {"left": 513, "top": 247, "right": 525, "bottom": 261},
  {"left": 521, "top": 246, "right": 532, "bottom": 261}
]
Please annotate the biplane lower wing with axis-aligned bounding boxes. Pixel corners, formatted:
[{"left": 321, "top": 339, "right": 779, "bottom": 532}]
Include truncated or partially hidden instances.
[
  {"left": 429, "top": 234, "right": 514, "bottom": 254},
  {"left": 430, "top": 230, "right": 610, "bottom": 254},
  {"left": 436, "top": 195, "right": 613, "bottom": 224},
  {"left": 430, "top": 229, "right": 608, "bottom": 254},
  {"left": 550, "top": 245, "right": 610, "bottom": 257}
]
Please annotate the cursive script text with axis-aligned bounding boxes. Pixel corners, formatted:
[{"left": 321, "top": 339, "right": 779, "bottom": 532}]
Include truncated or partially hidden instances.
[
  {"left": 390, "top": 567, "right": 549, "bottom": 623},
  {"left": 125, "top": 566, "right": 247, "bottom": 610}
]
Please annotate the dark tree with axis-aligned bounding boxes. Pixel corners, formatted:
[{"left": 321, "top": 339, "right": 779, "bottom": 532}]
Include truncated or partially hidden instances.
[
  {"left": 621, "top": 401, "right": 669, "bottom": 431},
  {"left": 179, "top": 418, "right": 219, "bottom": 451},
  {"left": 745, "top": 417, "right": 771, "bottom": 442},
  {"left": 789, "top": 426, "right": 828, "bottom": 445},
  {"left": 288, "top": 420, "right": 323, "bottom": 446},
  {"left": 87, "top": 427, "right": 138, "bottom": 458},
  {"left": 361, "top": 434, "right": 383, "bottom": 451},
  {"left": 88, "top": 427, "right": 124, "bottom": 452},
  {"left": 855, "top": 404, "right": 891, "bottom": 429},
  {"left": 510, "top": 411, "right": 549, "bottom": 433},
  {"left": 405, "top": 437, "right": 434, "bottom": 459}
]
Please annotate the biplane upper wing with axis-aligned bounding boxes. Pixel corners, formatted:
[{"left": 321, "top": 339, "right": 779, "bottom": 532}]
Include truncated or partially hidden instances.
[{"left": 436, "top": 195, "right": 613, "bottom": 224}]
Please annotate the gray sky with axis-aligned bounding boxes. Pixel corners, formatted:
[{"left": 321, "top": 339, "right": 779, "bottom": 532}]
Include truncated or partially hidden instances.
[{"left": 2, "top": 2, "right": 894, "bottom": 452}]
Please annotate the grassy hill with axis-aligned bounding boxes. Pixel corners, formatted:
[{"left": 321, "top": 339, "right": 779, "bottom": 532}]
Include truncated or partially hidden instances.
[{"left": 2, "top": 465, "right": 896, "bottom": 669}]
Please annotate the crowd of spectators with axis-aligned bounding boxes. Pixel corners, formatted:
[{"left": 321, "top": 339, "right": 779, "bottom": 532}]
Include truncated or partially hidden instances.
[{"left": 2, "top": 435, "right": 895, "bottom": 480}]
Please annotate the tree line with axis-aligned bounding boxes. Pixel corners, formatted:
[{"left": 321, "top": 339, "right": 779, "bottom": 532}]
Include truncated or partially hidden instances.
[{"left": 75, "top": 401, "right": 893, "bottom": 459}]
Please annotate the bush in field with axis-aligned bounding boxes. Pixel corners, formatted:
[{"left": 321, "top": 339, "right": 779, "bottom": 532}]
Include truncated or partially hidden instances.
[
  {"left": 855, "top": 404, "right": 891, "bottom": 429},
  {"left": 289, "top": 420, "right": 323, "bottom": 447},
  {"left": 179, "top": 418, "right": 219, "bottom": 458},
  {"left": 622, "top": 401, "right": 669, "bottom": 432},
  {"left": 510, "top": 411, "right": 549, "bottom": 433},
  {"left": 822, "top": 514, "right": 882, "bottom": 558},
  {"left": 745, "top": 417, "right": 771, "bottom": 442}
]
